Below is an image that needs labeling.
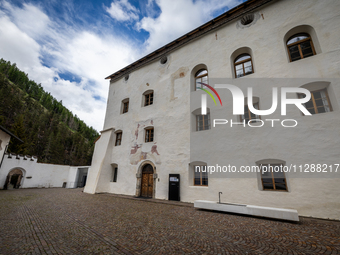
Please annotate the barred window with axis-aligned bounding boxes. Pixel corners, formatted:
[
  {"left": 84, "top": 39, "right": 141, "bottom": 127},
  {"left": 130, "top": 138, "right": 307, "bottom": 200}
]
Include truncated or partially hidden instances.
[
  {"left": 196, "top": 113, "right": 210, "bottom": 131},
  {"left": 145, "top": 128, "right": 154, "bottom": 142}
]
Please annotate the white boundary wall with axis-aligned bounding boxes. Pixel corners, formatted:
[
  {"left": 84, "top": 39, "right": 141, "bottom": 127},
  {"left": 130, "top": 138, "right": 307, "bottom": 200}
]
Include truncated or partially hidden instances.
[{"left": 0, "top": 154, "right": 89, "bottom": 189}]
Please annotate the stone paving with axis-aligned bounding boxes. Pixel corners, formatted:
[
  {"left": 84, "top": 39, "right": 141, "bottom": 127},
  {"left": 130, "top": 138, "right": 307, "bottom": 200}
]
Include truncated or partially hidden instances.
[{"left": 0, "top": 188, "right": 339, "bottom": 255}]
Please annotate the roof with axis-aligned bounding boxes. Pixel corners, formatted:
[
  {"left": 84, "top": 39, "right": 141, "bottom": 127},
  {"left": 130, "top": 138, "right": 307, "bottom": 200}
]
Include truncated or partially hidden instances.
[
  {"left": 0, "top": 125, "right": 24, "bottom": 143},
  {"left": 105, "top": 0, "right": 275, "bottom": 82}
]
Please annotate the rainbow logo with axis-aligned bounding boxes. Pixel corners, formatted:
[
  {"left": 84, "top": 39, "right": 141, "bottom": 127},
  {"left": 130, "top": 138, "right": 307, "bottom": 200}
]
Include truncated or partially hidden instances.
[{"left": 196, "top": 82, "right": 223, "bottom": 106}]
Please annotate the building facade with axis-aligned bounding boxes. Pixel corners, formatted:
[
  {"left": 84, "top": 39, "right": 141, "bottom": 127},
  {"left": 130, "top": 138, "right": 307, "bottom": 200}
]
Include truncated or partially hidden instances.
[{"left": 84, "top": 0, "right": 340, "bottom": 220}]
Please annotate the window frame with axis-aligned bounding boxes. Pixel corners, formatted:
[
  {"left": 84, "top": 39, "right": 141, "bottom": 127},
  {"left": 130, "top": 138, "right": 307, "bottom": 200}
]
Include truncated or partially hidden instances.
[
  {"left": 286, "top": 33, "right": 316, "bottom": 62},
  {"left": 260, "top": 164, "right": 288, "bottom": 191},
  {"left": 195, "top": 69, "right": 208, "bottom": 91},
  {"left": 122, "top": 100, "right": 129, "bottom": 113},
  {"left": 193, "top": 165, "right": 208, "bottom": 186},
  {"left": 298, "top": 88, "right": 332, "bottom": 114},
  {"left": 112, "top": 167, "right": 118, "bottom": 182},
  {"left": 115, "top": 132, "right": 122, "bottom": 146},
  {"left": 145, "top": 127, "right": 154, "bottom": 143},
  {"left": 240, "top": 102, "right": 260, "bottom": 122},
  {"left": 144, "top": 92, "right": 154, "bottom": 106},
  {"left": 196, "top": 113, "right": 211, "bottom": 131},
  {"left": 234, "top": 54, "right": 254, "bottom": 78}
]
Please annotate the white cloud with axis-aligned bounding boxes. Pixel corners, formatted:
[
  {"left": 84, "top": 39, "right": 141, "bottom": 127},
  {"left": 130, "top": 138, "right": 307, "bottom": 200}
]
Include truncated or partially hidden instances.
[
  {"left": 0, "top": 2, "right": 138, "bottom": 131},
  {"left": 0, "top": 15, "right": 41, "bottom": 69},
  {"left": 137, "top": 0, "right": 241, "bottom": 53},
  {"left": 0, "top": 0, "right": 243, "bottom": 131},
  {"left": 1, "top": 1, "right": 51, "bottom": 40},
  {"left": 105, "top": 0, "right": 139, "bottom": 22}
]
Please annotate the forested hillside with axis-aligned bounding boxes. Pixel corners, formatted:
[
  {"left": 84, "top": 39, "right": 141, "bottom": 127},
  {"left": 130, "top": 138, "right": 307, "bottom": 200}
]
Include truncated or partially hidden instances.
[{"left": 0, "top": 58, "right": 99, "bottom": 166}]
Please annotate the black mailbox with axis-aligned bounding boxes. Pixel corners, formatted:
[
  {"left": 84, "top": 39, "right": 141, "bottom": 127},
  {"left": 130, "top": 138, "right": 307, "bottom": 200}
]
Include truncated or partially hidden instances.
[{"left": 168, "top": 174, "right": 180, "bottom": 201}]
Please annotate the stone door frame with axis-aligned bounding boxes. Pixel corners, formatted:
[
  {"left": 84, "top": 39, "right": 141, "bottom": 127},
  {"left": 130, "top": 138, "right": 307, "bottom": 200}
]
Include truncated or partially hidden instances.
[
  {"left": 4, "top": 168, "right": 25, "bottom": 189},
  {"left": 135, "top": 160, "right": 157, "bottom": 198}
]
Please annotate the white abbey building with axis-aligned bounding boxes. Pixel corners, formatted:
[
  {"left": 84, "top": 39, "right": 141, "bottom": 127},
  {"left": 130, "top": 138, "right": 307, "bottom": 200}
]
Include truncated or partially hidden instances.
[{"left": 84, "top": 0, "right": 340, "bottom": 220}]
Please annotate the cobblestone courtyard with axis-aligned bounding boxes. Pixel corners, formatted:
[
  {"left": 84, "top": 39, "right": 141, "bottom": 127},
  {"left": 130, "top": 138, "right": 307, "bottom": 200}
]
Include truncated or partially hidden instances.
[{"left": 0, "top": 188, "right": 339, "bottom": 255}]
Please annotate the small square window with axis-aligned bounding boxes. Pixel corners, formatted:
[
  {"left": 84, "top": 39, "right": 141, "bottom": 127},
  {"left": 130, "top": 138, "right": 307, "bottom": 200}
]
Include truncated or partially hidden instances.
[
  {"left": 145, "top": 128, "right": 154, "bottom": 142},
  {"left": 115, "top": 132, "right": 122, "bottom": 146}
]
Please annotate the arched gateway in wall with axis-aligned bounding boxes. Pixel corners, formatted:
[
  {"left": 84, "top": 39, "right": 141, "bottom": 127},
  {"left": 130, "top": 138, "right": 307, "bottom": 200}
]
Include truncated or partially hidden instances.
[
  {"left": 3, "top": 168, "right": 25, "bottom": 190},
  {"left": 135, "top": 161, "right": 156, "bottom": 198}
]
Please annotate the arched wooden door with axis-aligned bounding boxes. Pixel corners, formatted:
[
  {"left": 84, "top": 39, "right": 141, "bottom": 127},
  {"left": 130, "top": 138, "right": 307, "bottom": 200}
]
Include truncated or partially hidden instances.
[{"left": 141, "top": 164, "right": 154, "bottom": 198}]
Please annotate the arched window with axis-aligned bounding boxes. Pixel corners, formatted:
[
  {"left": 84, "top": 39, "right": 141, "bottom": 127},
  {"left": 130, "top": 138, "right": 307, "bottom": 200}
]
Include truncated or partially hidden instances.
[
  {"left": 234, "top": 54, "right": 253, "bottom": 78},
  {"left": 195, "top": 69, "right": 208, "bottom": 90},
  {"left": 256, "top": 159, "right": 287, "bottom": 191},
  {"left": 111, "top": 164, "right": 118, "bottom": 182},
  {"left": 194, "top": 165, "right": 208, "bottom": 186},
  {"left": 189, "top": 161, "right": 208, "bottom": 186},
  {"left": 298, "top": 82, "right": 333, "bottom": 114},
  {"left": 286, "top": 33, "right": 315, "bottom": 62}
]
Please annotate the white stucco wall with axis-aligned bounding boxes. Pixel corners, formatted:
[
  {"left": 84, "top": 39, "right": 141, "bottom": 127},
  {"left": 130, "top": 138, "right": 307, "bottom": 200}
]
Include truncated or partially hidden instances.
[
  {"left": 0, "top": 154, "right": 89, "bottom": 189},
  {"left": 85, "top": 0, "right": 340, "bottom": 220},
  {"left": 0, "top": 130, "right": 11, "bottom": 168}
]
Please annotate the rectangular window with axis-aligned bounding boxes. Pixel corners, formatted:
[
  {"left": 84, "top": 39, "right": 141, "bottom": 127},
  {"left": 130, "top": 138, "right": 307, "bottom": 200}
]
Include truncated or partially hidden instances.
[
  {"left": 196, "top": 113, "right": 210, "bottom": 131},
  {"left": 260, "top": 164, "right": 287, "bottom": 191},
  {"left": 194, "top": 166, "right": 208, "bottom": 186},
  {"left": 144, "top": 92, "right": 154, "bottom": 106},
  {"left": 112, "top": 167, "right": 118, "bottom": 182},
  {"left": 298, "top": 89, "right": 332, "bottom": 114},
  {"left": 240, "top": 103, "right": 260, "bottom": 122},
  {"left": 122, "top": 101, "right": 129, "bottom": 113},
  {"left": 115, "top": 132, "right": 122, "bottom": 146},
  {"left": 145, "top": 128, "right": 154, "bottom": 142}
]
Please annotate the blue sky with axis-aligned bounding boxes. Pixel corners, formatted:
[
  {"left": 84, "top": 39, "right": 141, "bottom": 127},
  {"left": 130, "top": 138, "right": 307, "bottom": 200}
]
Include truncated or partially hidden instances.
[{"left": 0, "top": 0, "right": 244, "bottom": 131}]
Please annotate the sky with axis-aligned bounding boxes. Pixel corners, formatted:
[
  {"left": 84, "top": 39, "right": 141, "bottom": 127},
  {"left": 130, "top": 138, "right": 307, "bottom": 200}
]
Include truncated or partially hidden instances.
[{"left": 0, "top": 0, "right": 245, "bottom": 131}]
